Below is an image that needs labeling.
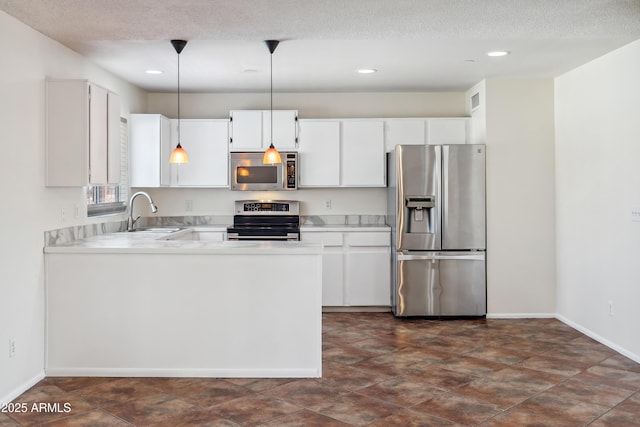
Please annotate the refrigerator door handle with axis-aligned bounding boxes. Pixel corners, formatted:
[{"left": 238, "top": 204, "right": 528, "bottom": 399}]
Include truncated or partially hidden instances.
[{"left": 398, "top": 252, "right": 485, "bottom": 261}]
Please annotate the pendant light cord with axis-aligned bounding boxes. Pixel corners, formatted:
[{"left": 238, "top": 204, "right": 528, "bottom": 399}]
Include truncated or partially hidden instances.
[
  {"left": 270, "top": 49, "right": 273, "bottom": 146},
  {"left": 177, "top": 50, "right": 181, "bottom": 144}
]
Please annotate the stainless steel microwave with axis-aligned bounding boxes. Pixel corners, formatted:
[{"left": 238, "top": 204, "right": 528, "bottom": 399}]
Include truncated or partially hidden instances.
[{"left": 230, "top": 151, "right": 298, "bottom": 191}]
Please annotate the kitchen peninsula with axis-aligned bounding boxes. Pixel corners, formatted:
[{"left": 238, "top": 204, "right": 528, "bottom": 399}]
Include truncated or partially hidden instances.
[{"left": 44, "top": 229, "right": 323, "bottom": 378}]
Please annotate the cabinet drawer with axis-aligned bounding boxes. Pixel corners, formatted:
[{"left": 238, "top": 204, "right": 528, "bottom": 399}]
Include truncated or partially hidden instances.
[
  {"left": 301, "top": 232, "right": 343, "bottom": 247},
  {"left": 347, "top": 232, "right": 389, "bottom": 247}
]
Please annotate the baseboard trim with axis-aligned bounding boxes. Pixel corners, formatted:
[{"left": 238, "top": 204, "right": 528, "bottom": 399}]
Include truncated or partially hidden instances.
[
  {"left": 1, "top": 371, "right": 45, "bottom": 406},
  {"left": 555, "top": 314, "right": 640, "bottom": 364},
  {"left": 486, "top": 312, "right": 556, "bottom": 319},
  {"left": 45, "top": 367, "right": 321, "bottom": 378}
]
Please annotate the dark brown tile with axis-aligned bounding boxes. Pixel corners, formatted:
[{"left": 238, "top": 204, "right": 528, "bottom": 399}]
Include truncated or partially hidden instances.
[
  {"left": 577, "top": 365, "right": 640, "bottom": 390},
  {"left": 411, "top": 392, "right": 502, "bottom": 424},
  {"left": 616, "top": 391, "right": 640, "bottom": 413},
  {"left": 104, "top": 393, "right": 197, "bottom": 425},
  {"left": 223, "top": 377, "right": 298, "bottom": 392},
  {"left": 319, "top": 361, "right": 392, "bottom": 391},
  {"left": 11, "top": 381, "right": 67, "bottom": 403},
  {"left": 3, "top": 392, "right": 95, "bottom": 427},
  {"left": 545, "top": 376, "right": 636, "bottom": 407},
  {"left": 429, "top": 354, "right": 511, "bottom": 377},
  {"left": 406, "top": 365, "right": 481, "bottom": 391},
  {"left": 368, "top": 408, "right": 462, "bottom": 426},
  {"left": 144, "top": 377, "right": 253, "bottom": 408},
  {"left": 70, "top": 378, "right": 164, "bottom": 407},
  {"left": 466, "top": 345, "right": 537, "bottom": 365},
  {"left": 208, "top": 394, "right": 300, "bottom": 426},
  {"left": 261, "top": 379, "right": 348, "bottom": 410},
  {"left": 598, "top": 354, "right": 640, "bottom": 373},
  {"left": 521, "top": 353, "right": 591, "bottom": 377},
  {"left": 40, "top": 409, "right": 131, "bottom": 426},
  {"left": 356, "top": 377, "right": 444, "bottom": 408},
  {"left": 589, "top": 408, "right": 640, "bottom": 427},
  {"left": 45, "top": 377, "right": 119, "bottom": 392},
  {"left": 314, "top": 393, "right": 399, "bottom": 426},
  {"left": 255, "top": 409, "right": 351, "bottom": 427},
  {"left": 509, "top": 392, "right": 609, "bottom": 425},
  {"left": 0, "top": 413, "right": 19, "bottom": 427},
  {"left": 150, "top": 407, "right": 243, "bottom": 426}
]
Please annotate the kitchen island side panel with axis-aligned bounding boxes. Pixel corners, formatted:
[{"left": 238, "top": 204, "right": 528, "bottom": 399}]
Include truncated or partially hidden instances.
[{"left": 45, "top": 252, "right": 322, "bottom": 377}]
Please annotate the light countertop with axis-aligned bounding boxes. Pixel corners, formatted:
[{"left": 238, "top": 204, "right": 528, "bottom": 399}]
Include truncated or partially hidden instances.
[{"left": 44, "top": 228, "right": 322, "bottom": 255}]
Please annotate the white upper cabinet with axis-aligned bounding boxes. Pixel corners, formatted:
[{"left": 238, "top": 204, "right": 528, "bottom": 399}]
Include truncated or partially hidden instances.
[
  {"left": 169, "top": 119, "right": 229, "bottom": 187},
  {"left": 130, "top": 116, "right": 228, "bottom": 188},
  {"left": 46, "top": 79, "right": 120, "bottom": 186},
  {"left": 341, "top": 120, "right": 386, "bottom": 187},
  {"left": 428, "top": 118, "right": 469, "bottom": 144},
  {"left": 229, "top": 110, "right": 298, "bottom": 151},
  {"left": 297, "top": 120, "right": 341, "bottom": 187},
  {"left": 384, "top": 118, "right": 426, "bottom": 152},
  {"left": 130, "top": 114, "right": 172, "bottom": 187}
]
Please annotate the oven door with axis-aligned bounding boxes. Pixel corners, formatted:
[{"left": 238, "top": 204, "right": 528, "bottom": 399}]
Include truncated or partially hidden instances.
[{"left": 230, "top": 152, "right": 283, "bottom": 191}]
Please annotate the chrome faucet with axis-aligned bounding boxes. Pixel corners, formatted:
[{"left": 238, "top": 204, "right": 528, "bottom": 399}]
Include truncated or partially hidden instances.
[{"left": 127, "top": 191, "right": 158, "bottom": 231}]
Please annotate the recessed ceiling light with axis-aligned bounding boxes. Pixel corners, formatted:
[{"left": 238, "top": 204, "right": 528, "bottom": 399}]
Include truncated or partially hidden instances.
[
  {"left": 145, "top": 69, "right": 163, "bottom": 74},
  {"left": 486, "top": 51, "right": 510, "bottom": 57},
  {"left": 357, "top": 68, "right": 377, "bottom": 74}
]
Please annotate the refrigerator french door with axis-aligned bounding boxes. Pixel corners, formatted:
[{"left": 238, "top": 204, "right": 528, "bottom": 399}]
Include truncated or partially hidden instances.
[
  {"left": 396, "top": 251, "right": 486, "bottom": 316},
  {"left": 388, "top": 144, "right": 486, "bottom": 317}
]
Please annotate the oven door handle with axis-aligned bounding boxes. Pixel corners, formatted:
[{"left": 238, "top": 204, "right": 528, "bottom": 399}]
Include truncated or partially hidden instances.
[{"left": 227, "top": 233, "right": 299, "bottom": 241}]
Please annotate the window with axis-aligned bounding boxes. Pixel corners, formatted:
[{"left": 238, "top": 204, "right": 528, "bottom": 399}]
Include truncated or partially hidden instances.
[{"left": 87, "top": 117, "right": 129, "bottom": 217}]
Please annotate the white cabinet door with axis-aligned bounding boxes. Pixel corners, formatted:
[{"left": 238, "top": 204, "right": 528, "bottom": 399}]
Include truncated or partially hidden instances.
[
  {"left": 46, "top": 80, "right": 120, "bottom": 187},
  {"left": 229, "top": 110, "right": 262, "bottom": 150},
  {"left": 428, "top": 118, "right": 469, "bottom": 144},
  {"left": 345, "top": 232, "right": 391, "bottom": 306},
  {"left": 384, "top": 118, "right": 426, "bottom": 152},
  {"left": 171, "top": 119, "right": 229, "bottom": 187},
  {"left": 107, "top": 91, "right": 121, "bottom": 184},
  {"left": 263, "top": 110, "right": 298, "bottom": 149},
  {"left": 230, "top": 110, "right": 298, "bottom": 151},
  {"left": 301, "top": 232, "right": 344, "bottom": 306},
  {"left": 341, "top": 120, "right": 385, "bottom": 187},
  {"left": 130, "top": 114, "right": 171, "bottom": 187},
  {"left": 297, "top": 120, "right": 341, "bottom": 187},
  {"left": 89, "top": 84, "right": 108, "bottom": 184}
]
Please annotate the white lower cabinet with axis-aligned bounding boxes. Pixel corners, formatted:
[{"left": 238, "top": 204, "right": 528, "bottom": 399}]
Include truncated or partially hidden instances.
[
  {"left": 345, "top": 232, "right": 391, "bottom": 306},
  {"left": 301, "top": 229, "right": 390, "bottom": 307}
]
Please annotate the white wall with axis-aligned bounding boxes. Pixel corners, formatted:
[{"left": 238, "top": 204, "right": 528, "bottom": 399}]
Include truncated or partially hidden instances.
[
  {"left": 483, "top": 79, "right": 557, "bottom": 317},
  {"left": 555, "top": 39, "right": 640, "bottom": 360},
  {"left": 0, "top": 11, "right": 146, "bottom": 403}
]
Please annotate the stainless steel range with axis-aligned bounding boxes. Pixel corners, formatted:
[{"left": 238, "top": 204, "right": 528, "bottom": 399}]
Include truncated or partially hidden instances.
[{"left": 227, "top": 200, "right": 300, "bottom": 241}]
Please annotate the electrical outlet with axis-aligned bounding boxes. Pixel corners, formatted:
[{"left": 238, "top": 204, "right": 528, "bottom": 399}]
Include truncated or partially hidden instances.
[
  {"left": 185, "top": 200, "right": 193, "bottom": 212},
  {"left": 608, "top": 301, "right": 614, "bottom": 317},
  {"left": 325, "top": 200, "right": 332, "bottom": 209},
  {"left": 9, "top": 339, "right": 15, "bottom": 358}
]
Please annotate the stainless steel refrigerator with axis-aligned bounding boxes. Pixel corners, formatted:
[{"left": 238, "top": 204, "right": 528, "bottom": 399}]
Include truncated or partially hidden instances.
[{"left": 387, "top": 144, "right": 486, "bottom": 317}]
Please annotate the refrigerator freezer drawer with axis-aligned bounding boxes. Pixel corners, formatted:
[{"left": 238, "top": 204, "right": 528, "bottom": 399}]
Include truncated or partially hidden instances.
[{"left": 394, "top": 252, "right": 486, "bottom": 316}]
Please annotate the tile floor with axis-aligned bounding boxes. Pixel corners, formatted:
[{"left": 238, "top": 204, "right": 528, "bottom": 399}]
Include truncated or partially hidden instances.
[{"left": 2, "top": 313, "right": 640, "bottom": 426}]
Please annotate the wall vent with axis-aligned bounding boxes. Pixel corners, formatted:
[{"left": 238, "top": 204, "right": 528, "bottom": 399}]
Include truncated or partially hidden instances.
[{"left": 471, "top": 92, "right": 480, "bottom": 111}]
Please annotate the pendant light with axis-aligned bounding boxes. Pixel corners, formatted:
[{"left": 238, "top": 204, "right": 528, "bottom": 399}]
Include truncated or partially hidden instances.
[
  {"left": 263, "top": 39, "right": 282, "bottom": 164},
  {"left": 169, "top": 39, "right": 189, "bottom": 164}
]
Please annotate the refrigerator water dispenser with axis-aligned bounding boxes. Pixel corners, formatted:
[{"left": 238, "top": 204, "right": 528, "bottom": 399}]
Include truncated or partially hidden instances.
[{"left": 405, "top": 196, "right": 435, "bottom": 234}]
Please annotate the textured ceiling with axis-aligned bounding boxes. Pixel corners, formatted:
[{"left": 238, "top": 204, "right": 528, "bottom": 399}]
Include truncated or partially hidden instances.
[{"left": 1, "top": 0, "right": 639, "bottom": 92}]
